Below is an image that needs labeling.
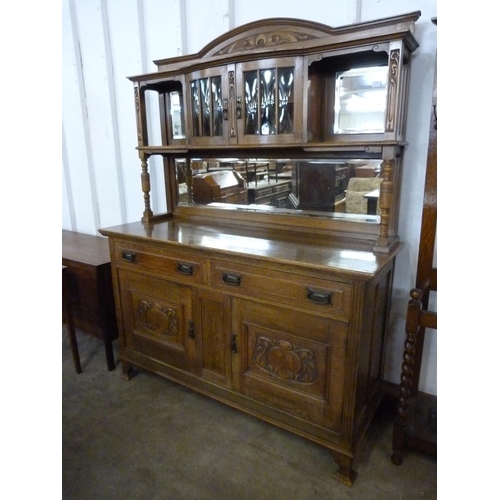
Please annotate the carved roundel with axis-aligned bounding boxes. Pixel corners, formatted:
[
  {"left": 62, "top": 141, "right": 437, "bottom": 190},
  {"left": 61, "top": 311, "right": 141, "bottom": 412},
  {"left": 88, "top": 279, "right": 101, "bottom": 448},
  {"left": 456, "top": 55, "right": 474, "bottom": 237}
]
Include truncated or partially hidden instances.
[
  {"left": 253, "top": 336, "right": 317, "bottom": 383},
  {"left": 137, "top": 299, "right": 178, "bottom": 337}
]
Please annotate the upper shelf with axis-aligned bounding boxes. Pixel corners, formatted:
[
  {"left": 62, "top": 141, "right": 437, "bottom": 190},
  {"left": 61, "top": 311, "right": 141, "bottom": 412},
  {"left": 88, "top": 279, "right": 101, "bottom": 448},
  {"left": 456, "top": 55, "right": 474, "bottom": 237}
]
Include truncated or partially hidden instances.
[{"left": 127, "top": 12, "right": 421, "bottom": 252}]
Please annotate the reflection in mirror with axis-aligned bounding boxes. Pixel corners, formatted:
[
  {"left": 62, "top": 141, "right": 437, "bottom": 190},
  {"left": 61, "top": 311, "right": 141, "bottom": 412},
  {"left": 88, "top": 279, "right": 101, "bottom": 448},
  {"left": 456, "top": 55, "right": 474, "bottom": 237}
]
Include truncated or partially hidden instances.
[
  {"left": 176, "top": 158, "right": 382, "bottom": 222},
  {"left": 169, "top": 91, "right": 185, "bottom": 139},
  {"left": 334, "top": 66, "right": 388, "bottom": 134}
]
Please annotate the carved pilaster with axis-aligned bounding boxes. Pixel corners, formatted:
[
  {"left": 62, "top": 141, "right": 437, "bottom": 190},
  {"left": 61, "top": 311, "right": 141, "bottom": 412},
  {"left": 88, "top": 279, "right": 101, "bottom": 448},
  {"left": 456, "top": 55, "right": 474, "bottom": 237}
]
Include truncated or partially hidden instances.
[
  {"left": 134, "top": 83, "right": 148, "bottom": 147},
  {"left": 134, "top": 86, "right": 142, "bottom": 142},
  {"left": 386, "top": 49, "right": 400, "bottom": 132}
]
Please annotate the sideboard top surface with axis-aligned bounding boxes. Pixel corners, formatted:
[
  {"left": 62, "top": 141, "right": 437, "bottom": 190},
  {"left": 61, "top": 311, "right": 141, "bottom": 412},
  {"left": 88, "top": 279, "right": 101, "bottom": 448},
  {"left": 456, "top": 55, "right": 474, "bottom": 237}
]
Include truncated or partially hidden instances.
[{"left": 99, "top": 220, "right": 401, "bottom": 279}]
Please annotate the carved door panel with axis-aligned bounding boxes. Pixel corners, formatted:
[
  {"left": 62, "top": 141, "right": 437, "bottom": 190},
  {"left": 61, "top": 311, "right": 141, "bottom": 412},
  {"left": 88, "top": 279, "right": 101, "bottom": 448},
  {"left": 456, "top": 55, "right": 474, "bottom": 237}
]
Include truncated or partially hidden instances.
[
  {"left": 118, "top": 269, "right": 195, "bottom": 372},
  {"left": 233, "top": 298, "right": 348, "bottom": 433}
]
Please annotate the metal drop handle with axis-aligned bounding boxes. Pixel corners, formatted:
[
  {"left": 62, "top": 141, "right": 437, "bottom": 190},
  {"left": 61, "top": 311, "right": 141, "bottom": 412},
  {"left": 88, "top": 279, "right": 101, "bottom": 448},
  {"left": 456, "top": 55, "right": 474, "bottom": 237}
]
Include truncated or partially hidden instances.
[
  {"left": 306, "top": 287, "right": 332, "bottom": 305},
  {"left": 222, "top": 272, "right": 242, "bottom": 286},
  {"left": 121, "top": 251, "right": 136, "bottom": 263},
  {"left": 177, "top": 262, "right": 194, "bottom": 275}
]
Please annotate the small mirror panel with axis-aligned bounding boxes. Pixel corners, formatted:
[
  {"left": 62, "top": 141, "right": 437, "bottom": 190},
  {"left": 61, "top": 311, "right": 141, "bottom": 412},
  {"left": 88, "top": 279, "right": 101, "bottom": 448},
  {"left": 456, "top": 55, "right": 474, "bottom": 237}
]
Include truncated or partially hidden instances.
[
  {"left": 334, "top": 66, "right": 388, "bottom": 134},
  {"left": 169, "top": 91, "right": 185, "bottom": 139}
]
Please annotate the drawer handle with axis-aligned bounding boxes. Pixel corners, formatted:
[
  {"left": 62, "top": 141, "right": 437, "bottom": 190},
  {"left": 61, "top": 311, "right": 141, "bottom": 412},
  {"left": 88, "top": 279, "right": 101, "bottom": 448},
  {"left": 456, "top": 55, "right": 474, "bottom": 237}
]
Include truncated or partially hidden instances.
[
  {"left": 222, "top": 272, "right": 242, "bottom": 286},
  {"left": 177, "top": 262, "right": 194, "bottom": 275},
  {"left": 121, "top": 251, "right": 136, "bottom": 263},
  {"left": 306, "top": 288, "right": 332, "bottom": 306}
]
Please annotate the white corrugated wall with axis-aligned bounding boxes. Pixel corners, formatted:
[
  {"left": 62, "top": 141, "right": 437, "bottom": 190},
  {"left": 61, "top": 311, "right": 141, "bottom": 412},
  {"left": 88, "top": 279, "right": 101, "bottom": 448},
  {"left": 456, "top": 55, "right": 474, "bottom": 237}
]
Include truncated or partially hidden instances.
[{"left": 61, "top": 0, "right": 437, "bottom": 394}]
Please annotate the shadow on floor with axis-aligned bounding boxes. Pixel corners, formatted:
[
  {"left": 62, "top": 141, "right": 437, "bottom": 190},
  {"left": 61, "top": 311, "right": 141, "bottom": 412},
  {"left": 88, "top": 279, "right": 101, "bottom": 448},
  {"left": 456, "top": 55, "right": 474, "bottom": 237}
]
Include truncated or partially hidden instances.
[{"left": 62, "top": 327, "right": 437, "bottom": 500}]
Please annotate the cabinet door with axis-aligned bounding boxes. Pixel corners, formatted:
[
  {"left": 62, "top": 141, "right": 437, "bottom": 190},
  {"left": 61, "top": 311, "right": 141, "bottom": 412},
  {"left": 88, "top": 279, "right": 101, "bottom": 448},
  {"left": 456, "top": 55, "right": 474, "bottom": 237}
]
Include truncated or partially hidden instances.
[
  {"left": 118, "top": 269, "right": 195, "bottom": 372},
  {"left": 187, "top": 65, "right": 233, "bottom": 146},
  {"left": 232, "top": 299, "right": 347, "bottom": 433},
  {"left": 235, "top": 57, "right": 304, "bottom": 145}
]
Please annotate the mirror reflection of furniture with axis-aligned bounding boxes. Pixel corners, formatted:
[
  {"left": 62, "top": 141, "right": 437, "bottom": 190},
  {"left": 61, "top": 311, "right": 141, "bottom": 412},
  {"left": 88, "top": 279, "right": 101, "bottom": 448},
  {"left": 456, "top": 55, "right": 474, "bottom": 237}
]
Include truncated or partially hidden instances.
[
  {"left": 335, "top": 177, "right": 382, "bottom": 214},
  {"left": 292, "top": 160, "right": 349, "bottom": 212},
  {"left": 193, "top": 170, "right": 248, "bottom": 204}
]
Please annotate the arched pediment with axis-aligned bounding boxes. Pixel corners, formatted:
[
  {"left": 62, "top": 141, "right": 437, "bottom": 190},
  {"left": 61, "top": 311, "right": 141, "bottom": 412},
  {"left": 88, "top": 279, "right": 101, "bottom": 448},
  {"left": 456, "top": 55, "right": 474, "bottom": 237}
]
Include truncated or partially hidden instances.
[
  {"left": 151, "top": 13, "right": 420, "bottom": 71},
  {"left": 199, "top": 18, "right": 336, "bottom": 57}
]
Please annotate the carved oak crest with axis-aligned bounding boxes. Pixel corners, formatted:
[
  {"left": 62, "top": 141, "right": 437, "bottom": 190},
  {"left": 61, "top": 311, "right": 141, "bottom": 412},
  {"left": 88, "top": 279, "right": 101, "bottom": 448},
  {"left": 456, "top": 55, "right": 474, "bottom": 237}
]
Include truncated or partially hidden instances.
[{"left": 215, "top": 30, "right": 318, "bottom": 56}]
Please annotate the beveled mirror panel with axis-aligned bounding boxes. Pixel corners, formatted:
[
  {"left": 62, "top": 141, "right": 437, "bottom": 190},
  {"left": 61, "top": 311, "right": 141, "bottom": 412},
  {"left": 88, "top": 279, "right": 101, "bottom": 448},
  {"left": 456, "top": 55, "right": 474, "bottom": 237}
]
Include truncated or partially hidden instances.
[
  {"left": 334, "top": 66, "right": 388, "bottom": 134},
  {"left": 176, "top": 157, "right": 382, "bottom": 222},
  {"left": 169, "top": 91, "right": 185, "bottom": 139}
]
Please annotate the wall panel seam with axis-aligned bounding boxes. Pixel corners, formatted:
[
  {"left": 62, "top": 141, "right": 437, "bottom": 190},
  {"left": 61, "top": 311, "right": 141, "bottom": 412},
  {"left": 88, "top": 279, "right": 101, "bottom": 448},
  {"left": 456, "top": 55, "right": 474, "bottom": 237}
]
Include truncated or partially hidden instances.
[
  {"left": 62, "top": 123, "right": 77, "bottom": 229},
  {"left": 100, "top": 0, "right": 127, "bottom": 223},
  {"left": 69, "top": 0, "right": 101, "bottom": 231}
]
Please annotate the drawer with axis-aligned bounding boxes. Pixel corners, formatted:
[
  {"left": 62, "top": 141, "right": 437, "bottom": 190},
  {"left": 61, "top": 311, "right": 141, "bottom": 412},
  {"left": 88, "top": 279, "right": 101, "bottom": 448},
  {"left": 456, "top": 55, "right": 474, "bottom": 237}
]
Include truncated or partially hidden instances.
[
  {"left": 256, "top": 186, "right": 274, "bottom": 197},
  {"left": 210, "top": 260, "right": 352, "bottom": 320},
  {"left": 114, "top": 242, "right": 207, "bottom": 285},
  {"left": 274, "top": 182, "right": 291, "bottom": 194}
]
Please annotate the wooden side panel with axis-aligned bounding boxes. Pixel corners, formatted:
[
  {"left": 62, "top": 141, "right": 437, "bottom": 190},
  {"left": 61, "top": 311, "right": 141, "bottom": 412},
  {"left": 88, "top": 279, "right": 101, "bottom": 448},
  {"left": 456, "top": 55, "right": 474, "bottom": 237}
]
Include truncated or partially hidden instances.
[
  {"left": 354, "top": 262, "right": 394, "bottom": 439},
  {"left": 195, "top": 289, "right": 232, "bottom": 388}
]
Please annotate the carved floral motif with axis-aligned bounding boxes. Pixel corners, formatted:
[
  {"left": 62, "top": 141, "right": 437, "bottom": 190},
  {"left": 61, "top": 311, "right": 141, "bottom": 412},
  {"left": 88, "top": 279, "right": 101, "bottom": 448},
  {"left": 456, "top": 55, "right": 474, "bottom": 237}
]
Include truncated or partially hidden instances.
[
  {"left": 134, "top": 86, "right": 142, "bottom": 141},
  {"left": 386, "top": 49, "right": 400, "bottom": 132},
  {"left": 215, "top": 31, "right": 318, "bottom": 56},
  {"left": 137, "top": 300, "right": 178, "bottom": 337},
  {"left": 253, "top": 336, "right": 317, "bottom": 383}
]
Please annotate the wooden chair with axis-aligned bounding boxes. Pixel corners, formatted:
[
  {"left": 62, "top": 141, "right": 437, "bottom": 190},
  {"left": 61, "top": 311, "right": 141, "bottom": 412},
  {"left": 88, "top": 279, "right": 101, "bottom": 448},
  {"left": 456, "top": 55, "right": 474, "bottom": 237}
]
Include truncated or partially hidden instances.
[
  {"left": 391, "top": 283, "right": 437, "bottom": 464},
  {"left": 334, "top": 176, "right": 382, "bottom": 214},
  {"left": 62, "top": 266, "right": 82, "bottom": 374},
  {"left": 392, "top": 18, "right": 437, "bottom": 464}
]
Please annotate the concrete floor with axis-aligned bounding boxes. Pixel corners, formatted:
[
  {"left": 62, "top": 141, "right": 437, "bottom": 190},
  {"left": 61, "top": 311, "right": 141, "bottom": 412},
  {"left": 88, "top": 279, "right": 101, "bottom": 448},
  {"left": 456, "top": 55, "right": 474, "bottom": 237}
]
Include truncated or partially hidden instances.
[{"left": 62, "top": 328, "right": 437, "bottom": 500}]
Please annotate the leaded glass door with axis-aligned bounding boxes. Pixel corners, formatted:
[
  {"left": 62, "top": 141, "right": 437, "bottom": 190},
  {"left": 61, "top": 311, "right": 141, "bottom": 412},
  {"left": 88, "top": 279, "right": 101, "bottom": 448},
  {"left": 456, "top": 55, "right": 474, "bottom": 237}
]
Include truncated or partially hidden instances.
[
  {"left": 187, "top": 65, "right": 232, "bottom": 146},
  {"left": 236, "top": 57, "right": 303, "bottom": 145}
]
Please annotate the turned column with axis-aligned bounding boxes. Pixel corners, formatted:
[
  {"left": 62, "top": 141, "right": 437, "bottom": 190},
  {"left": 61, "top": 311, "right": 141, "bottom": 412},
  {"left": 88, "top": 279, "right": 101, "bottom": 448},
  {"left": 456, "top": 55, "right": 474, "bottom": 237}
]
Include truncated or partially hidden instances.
[
  {"left": 376, "top": 158, "right": 394, "bottom": 246},
  {"left": 133, "top": 82, "right": 154, "bottom": 221},
  {"left": 140, "top": 153, "right": 153, "bottom": 221},
  {"left": 391, "top": 287, "right": 422, "bottom": 465}
]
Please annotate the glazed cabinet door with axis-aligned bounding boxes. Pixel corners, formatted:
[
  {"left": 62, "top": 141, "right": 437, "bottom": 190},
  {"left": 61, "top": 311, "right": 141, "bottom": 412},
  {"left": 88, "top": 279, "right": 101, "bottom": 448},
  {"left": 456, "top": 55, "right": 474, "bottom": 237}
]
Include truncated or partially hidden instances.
[
  {"left": 117, "top": 269, "right": 196, "bottom": 373},
  {"left": 186, "top": 57, "right": 304, "bottom": 146},
  {"left": 235, "top": 57, "right": 304, "bottom": 145},
  {"left": 232, "top": 298, "right": 348, "bottom": 434},
  {"left": 187, "top": 65, "right": 233, "bottom": 147}
]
